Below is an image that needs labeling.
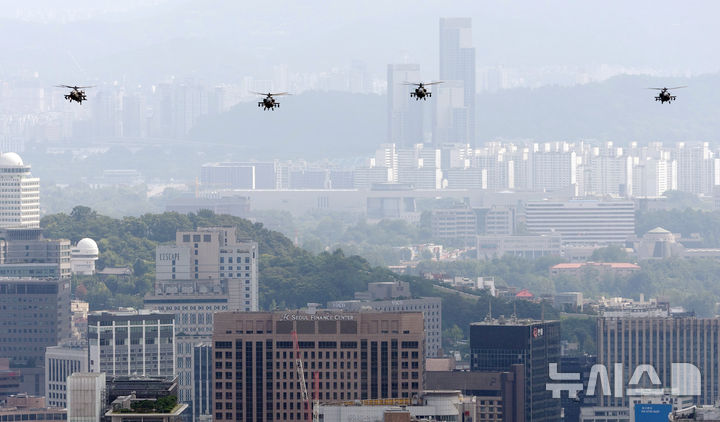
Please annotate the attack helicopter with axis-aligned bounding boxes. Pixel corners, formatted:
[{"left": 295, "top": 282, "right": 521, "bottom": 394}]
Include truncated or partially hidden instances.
[
  {"left": 252, "top": 92, "right": 290, "bottom": 110},
  {"left": 56, "top": 85, "right": 94, "bottom": 104},
  {"left": 404, "top": 81, "right": 443, "bottom": 100},
  {"left": 648, "top": 86, "right": 687, "bottom": 104}
]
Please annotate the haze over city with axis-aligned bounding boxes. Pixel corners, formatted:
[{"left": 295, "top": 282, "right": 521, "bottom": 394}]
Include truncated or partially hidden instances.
[{"left": 0, "top": 2, "right": 719, "bottom": 422}]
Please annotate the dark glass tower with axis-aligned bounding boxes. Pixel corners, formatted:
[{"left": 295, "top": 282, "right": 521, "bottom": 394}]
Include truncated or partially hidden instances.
[{"left": 470, "top": 319, "right": 561, "bottom": 422}]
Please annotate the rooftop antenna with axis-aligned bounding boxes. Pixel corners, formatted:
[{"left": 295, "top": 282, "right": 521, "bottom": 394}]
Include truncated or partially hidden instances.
[
  {"left": 485, "top": 299, "right": 492, "bottom": 322},
  {"left": 541, "top": 300, "right": 545, "bottom": 323},
  {"left": 512, "top": 301, "right": 518, "bottom": 322}
]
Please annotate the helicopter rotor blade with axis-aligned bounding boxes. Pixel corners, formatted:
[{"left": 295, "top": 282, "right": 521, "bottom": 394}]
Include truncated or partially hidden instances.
[
  {"left": 402, "top": 82, "right": 422, "bottom": 86},
  {"left": 646, "top": 88, "right": 665, "bottom": 90},
  {"left": 269, "top": 92, "right": 290, "bottom": 96},
  {"left": 668, "top": 86, "right": 688, "bottom": 90},
  {"left": 424, "top": 81, "right": 444, "bottom": 86}
]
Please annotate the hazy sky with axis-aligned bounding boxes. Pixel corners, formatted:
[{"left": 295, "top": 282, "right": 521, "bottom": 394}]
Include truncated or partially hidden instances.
[{"left": 2, "top": 0, "right": 718, "bottom": 84}]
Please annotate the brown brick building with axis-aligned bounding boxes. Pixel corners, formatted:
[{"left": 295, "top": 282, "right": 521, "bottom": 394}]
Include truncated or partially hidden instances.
[{"left": 212, "top": 310, "right": 425, "bottom": 422}]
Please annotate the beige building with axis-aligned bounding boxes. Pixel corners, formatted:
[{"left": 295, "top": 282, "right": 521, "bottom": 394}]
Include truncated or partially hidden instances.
[
  {"left": 0, "top": 394, "right": 66, "bottom": 422},
  {"left": 212, "top": 310, "right": 425, "bottom": 422}
]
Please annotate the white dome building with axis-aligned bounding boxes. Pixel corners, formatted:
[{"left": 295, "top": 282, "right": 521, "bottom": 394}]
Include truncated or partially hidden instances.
[
  {"left": 71, "top": 238, "right": 99, "bottom": 275},
  {"left": 0, "top": 152, "right": 40, "bottom": 229}
]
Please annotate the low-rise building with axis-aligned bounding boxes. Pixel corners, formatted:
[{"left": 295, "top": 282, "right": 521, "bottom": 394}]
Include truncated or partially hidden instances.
[
  {"left": 549, "top": 262, "right": 640, "bottom": 279},
  {"left": 0, "top": 394, "right": 66, "bottom": 422},
  {"left": 477, "top": 234, "right": 562, "bottom": 260},
  {"left": 105, "top": 393, "right": 187, "bottom": 422}
]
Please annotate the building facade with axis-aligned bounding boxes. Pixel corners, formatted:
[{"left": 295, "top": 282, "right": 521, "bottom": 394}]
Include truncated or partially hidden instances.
[
  {"left": 524, "top": 200, "right": 635, "bottom": 245},
  {"left": 67, "top": 372, "right": 106, "bottom": 422},
  {"left": 0, "top": 277, "right": 72, "bottom": 395},
  {"left": 0, "top": 152, "right": 40, "bottom": 229},
  {"left": 88, "top": 310, "right": 176, "bottom": 378},
  {"left": 212, "top": 310, "right": 425, "bottom": 422},
  {"left": 44, "top": 341, "right": 88, "bottom": 408},
  {"left": 597, "top": 316, "right": 720, "bottom": 407},
  {"left": 470, "top": 319, "right": 561, "bottom": 422}
]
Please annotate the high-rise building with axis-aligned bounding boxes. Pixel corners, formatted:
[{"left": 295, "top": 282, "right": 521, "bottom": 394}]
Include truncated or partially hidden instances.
[
  {"left": 88, "top": 310, "right": 176, "bottom": 378},
  {"left": 387, "top": 64, "right": 423, "bottom": 148},
  {"left": 470, "top": 319, "right": 561, "bottom": 422},
  {"left": 431, "top": 207, "right": 478, "bottom": 242},
  {"left": 0, "top": 152, "right": 39, "bottom": 229},
  {"left": 151, "top": 227, "right": 259, "bottom": 313},
  {"left": 597, "top": 315, "right": 720, "bottom": 407},
  {"left": 0, "top": 277, "right": 72, "bottom": 395},
  {"left": 435, "top": 18, "right": 475, "bottom": 146},
  {"left": 212, "top": 310, "right": 425, "bottom": 422},
  {"left": 145, "top": 227, "right": 258, "bottom": 419},
  {"left": 524, "top": 200, "right": 635, "bottom": 245},
  {"left": 44, "top": 341, "right": 88, "bottom": 408}
]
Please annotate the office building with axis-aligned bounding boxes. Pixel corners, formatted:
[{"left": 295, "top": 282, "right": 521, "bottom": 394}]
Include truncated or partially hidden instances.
[
  {"left": 70, "top": 238, "right": 99, "bottom": 275},
  {"left": 212, "top": 310, "right": 425, "bottom": 422},
  {"left": 328, "top": 281, "right": 442, "bottom": 357},
  {"left": 0, "top": 394, "right": 66, "bottom": 422},
  {"left": 88, "top": 309, "right": 176, "bottom": 377},
  {"left": 431, "top": 207, "right": 477, "bottom": 242},
  {"left": 44, "top": 341, "right": 88, "bottom": 408},
  {"left": 0, "top": 228, "right": 71, "bottom": 279},
  {"left": 471, "top": 318, "right": 561, "bottom": 422},
  {"left": 67, "top": 372, "right": 106, "bottom": 422},
  {"left": 524, "top": 200, "right": 635, "bottom": 245},
  {"left": 0, "top": 277, "right": 72, "bottom": 395},
  {"left": 0, "top": 152, "right": 40, "bottom": 229},
  {"left": 435, "top": 18, "right": 475, "bottom": 146},
  {"left": 151, "top": 227, "right": 259, "bottom": 312},
  {"left": 387, "top": 64, "right": 423, "bottom": 148},
  {"left": 597, "top": 315, "right": 720, "bottom": 407},
  {"left": 146, "top": 227, "right": 258, "bottom": 420}
]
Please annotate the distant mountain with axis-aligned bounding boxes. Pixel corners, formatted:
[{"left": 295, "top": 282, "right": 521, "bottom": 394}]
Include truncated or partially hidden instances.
[{"left": 476, "top": 73, "right": 720, "bottom": 144}]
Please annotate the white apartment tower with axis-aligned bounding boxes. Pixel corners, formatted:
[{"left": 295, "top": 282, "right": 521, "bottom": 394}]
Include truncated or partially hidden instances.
[{"left": 0, "top": 152, "right": 40, "bottom": 229}]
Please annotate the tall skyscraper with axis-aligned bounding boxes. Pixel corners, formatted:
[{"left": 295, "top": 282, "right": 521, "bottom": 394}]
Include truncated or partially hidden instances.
[
  {"left": 435, "top": 18, "right": 476, "bottom": 146},
  {"left": 0, "top": 152, "right": 39, "bottom": 229},
  {"left": 387, "top": 64, "right": 423, "bottom": 148},
  {"left": 471, "top": 319, "right": 561, "bottom": 422}
]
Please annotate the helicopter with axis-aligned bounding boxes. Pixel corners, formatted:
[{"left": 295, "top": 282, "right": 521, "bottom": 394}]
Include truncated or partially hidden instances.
[
  {"left": 404, "top": 81, "right": 443, "bottom": 100},
  {"left": 251, "top": 91, "right": 289, "bottom": 110},
  {"left": 648, "top": 86, "right": 687, "bottom": 104},
  {"left": 56, "top": 85, "right": 94, "bottom": 104}
]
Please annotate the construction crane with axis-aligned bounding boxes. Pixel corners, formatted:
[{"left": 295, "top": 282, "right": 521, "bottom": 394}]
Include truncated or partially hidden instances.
[{"left": 292, "top": 330, "right": 316, "bottom": 422}]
